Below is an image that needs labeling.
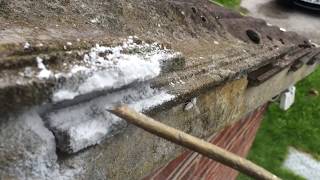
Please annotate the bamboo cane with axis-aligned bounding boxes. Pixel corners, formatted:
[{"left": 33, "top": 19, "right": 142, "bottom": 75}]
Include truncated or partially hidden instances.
[{"left": 109, "top": 105, "right": 281, "bottom": 180}]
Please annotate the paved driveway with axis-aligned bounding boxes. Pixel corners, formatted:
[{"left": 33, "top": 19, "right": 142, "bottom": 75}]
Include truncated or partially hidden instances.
[{"left": 241, "top": 0, "right": 320, "bottom": 44}]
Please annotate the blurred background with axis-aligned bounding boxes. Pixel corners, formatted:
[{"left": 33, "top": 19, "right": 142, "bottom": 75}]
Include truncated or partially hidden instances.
[{"left": 212, "top": 0, "right": 320, "bottom": 179}]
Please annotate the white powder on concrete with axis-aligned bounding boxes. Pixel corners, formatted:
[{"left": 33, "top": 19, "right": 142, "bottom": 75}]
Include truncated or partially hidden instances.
[
  {"left": 70, "top": 65, "right": 88, "bottom": 74},
  {"left": 2, "top": 110, "right": 82, "bottom": 180},
  {"left": 24, "top": 42, "right": 31, "bottom": 49},
  {"left": 53, "top": 37, "right": 179, "bottom": 102},
  {"left": 128, "top": 90, "right": 174, "bottom": 112},
  {"left": 47, "top": 84, "right": 174, "bottom": 153},
  {"left": 68, "top": 89, "right": 174, "bottom": 152},
  {"left": 44, "top": 37, "right": 180, "bottom": 152},
  {"left": 280, "top": 27, "right": 287, "bottom": 32},
  {"left": 283, "top": 147, "right": 320, "bottom": 180},
  {"left": 36, "top": 57, "right": 52, "bottom": 79},
  {"left": 52, "top": 90, "right": 78, "bottom": 101},
  {"left": 90, "top": 17, "right": 99, "bottom": 23},
  {"left": 78, "top": 51, "right": 161, "bottom": 94},
  {"left": 69, "top": 119, "right": 108, "bottom": 143}
]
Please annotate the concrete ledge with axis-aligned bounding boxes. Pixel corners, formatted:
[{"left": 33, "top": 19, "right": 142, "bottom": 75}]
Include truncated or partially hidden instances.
[{"left": 0, "top": 0, "right": 319, "bottom": 179}]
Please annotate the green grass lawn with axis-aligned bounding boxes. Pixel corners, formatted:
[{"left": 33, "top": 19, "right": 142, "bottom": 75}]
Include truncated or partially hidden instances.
[
  {"left": 238, "top": 68, "right": 320, "bottom": 180},
  {"left": 210, "top": 0, "right": 248, "bottom": 14},
  {"left": 210, "top": 0, "right": 241, "bottom": 8}
]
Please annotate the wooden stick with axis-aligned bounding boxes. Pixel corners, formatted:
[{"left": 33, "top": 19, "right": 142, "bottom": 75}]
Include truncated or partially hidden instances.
[{"left": 109, "top": 105, "right": 281, "bottom": 180}]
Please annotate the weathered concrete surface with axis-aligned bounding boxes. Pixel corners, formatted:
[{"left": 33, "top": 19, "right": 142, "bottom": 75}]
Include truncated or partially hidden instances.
[
  {"left": 66, "top": 78, "right": 248, "bottom": 180},
  {"left": 0, "top": 0, "right": 319, "bottom": 179},
  {"left": 0, "top": 110, "right": 78, "bottom": 180},
  {"left": 245, "top": 59, "right": 319, "bottom": 114},
  {"left": 0, "top": 0, "right": 316, "bottom": 112}
]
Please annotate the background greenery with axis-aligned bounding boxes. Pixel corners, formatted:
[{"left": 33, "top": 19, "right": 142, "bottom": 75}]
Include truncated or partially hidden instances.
[
  {"left": 211, "top": 0, "right": 320, "bottom": 179},
  {"left": 211, "top": 0, "right": 241, "bottom": 8},
  {"left": 238, "top": 68, "right": 320, "bottom": 180}
]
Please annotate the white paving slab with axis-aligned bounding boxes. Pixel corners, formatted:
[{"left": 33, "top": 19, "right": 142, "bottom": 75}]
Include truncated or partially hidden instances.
[{"left": 283, "top": 147, "right": 320, "bottom": 180}]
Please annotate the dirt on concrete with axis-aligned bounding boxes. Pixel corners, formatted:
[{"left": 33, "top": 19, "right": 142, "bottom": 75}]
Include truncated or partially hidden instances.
[
  {"left": 0, "top": 1, "right": 319, "bottom": 180},
  {"left": 0, "top": 0, "right": 315, "bottom": 112}
]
